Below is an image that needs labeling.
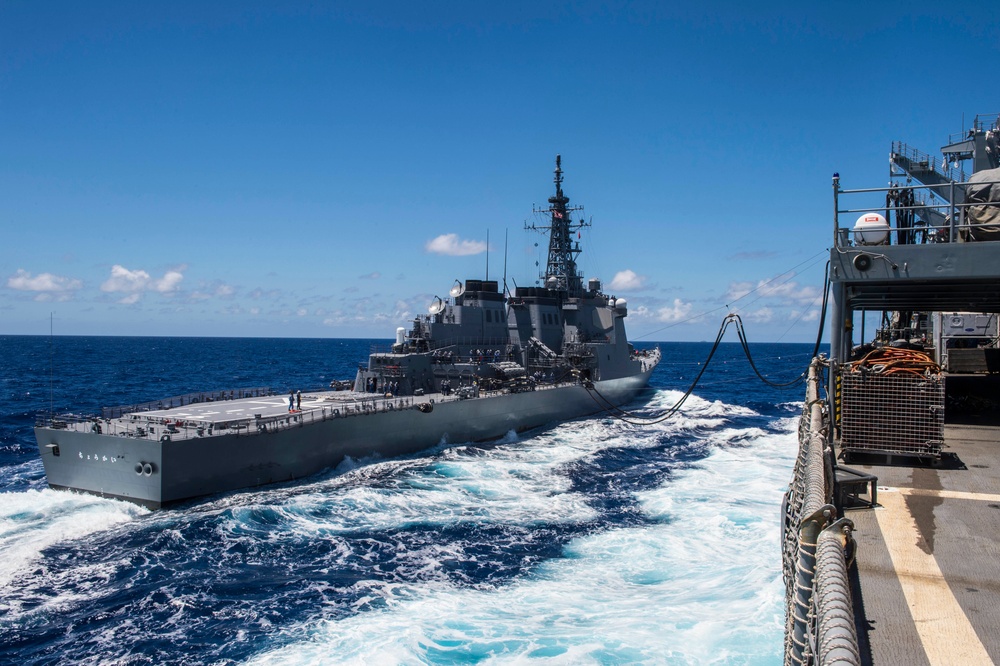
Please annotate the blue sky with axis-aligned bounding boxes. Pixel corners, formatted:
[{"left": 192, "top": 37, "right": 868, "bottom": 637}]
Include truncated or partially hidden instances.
[{"left": 2, "top": 2, "right": 997, "bottom": 342}]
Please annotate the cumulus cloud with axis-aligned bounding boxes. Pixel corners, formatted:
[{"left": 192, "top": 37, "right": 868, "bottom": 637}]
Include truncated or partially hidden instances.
[
  {"left": 655, "top": 298, "right": 695, "bottom": 323},
  {"left": 608, "top": 269, "right": 647, "bottom": 291},
  {"left": 725, "top": 277, "right": 821, "bottom": 307},
  {"left": 322, "top": 296, "right": 417, "bottom": 330},
  {"left": 425, "top": 234, "right": 487, "bottom": 256},
  {"left": 785, "top": 308, "right": 821, "bottom": 323},
  {"left": 744, "top": 307, "right": 774, "bottom": 323},
  {"left": 100, "top": 264, "right": 186, "bottom": 303},
  {"left": 7, "top": 269, "right": 82, "bottom": 301}
]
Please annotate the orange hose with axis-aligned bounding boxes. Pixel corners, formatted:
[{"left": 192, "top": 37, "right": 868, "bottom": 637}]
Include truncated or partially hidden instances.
[{"left": 847, "top": 347, "right": 940, "bottom": 375}]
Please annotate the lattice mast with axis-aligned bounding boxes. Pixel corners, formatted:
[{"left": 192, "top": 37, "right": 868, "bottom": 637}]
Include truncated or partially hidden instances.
[{"left": 528, "top": 155, "right": 589, "bottom": 296}]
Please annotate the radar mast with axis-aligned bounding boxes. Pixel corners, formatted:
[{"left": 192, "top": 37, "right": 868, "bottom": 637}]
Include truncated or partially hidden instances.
[{"left": 526, "top": 155, "right": 589, "bottom": 296}]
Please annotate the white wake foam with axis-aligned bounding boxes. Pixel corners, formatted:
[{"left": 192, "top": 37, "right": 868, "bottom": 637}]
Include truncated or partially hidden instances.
[
  {"left": 0, "top": 489, "right": 146, "bottom": 593},
  {"left": 241, "top": 410, "right": 796, "bottom": 664}
]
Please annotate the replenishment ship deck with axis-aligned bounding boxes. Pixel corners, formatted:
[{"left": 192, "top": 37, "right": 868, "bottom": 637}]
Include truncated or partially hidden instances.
[
  {"left": 782, "top": 113, "right": 1000, "bottom": 665},
  {"left": 847, "top": 419, "right": 1000, "bottom": 665}
]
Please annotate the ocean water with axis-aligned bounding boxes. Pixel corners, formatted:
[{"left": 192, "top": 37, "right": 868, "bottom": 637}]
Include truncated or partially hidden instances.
[{"left": 0, "top": 336, "right": 812, "bottom": 665}]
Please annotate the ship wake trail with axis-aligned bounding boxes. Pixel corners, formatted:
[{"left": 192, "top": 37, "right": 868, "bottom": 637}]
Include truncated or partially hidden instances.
[{"left": 241, "top": 406, "right": 796, "bottom": 665}]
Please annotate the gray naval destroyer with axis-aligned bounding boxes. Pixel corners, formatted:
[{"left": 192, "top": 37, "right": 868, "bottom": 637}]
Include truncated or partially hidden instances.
[{"left": 34, "top": 156, "right": 660, "bottom": 508}]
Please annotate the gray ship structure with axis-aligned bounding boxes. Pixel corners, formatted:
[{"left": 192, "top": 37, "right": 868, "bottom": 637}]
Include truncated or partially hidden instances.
[
  {"left": 783, "top": 114, "right": 1000, "bottom": 664},
  {"left": 34, "top": 157, "right": 660, "bottom": 508}
]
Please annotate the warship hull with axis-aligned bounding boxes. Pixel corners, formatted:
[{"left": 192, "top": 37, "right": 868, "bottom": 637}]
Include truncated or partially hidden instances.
[
  {"left": 35, "top": 156, "right": 661, "bottom": 509},
  {"left": 35, "top": 369, "right": 653, "bottom": 509}
]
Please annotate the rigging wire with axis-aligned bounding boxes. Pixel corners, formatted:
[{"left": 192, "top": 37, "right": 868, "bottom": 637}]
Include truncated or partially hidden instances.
[
  {"left": 584, "top": 314, "right": 733, "bottom": 426},
  {"left": 586, "top": 304, "right": 829, "bottom": 426},
  {"left": 774, "top": 260, "right": 831, "bottom": 343},
  {"left": 634, "top": 249, "right": 828, "bottom": 341},
  {"left": 809, "top": 260, "right": 831, "bottom": 360},
  {"left": 730, "top": 315, "right": 808, "bottom": 388}
]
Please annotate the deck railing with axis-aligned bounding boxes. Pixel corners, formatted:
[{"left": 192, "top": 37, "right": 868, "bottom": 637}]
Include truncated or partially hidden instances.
[
  {"left": 833, "top": 175, "right": 1000, "bottom": 247},
  {"left": 782, "top": 358, "right": 860, "bottom": 666},
  {"left": 100, "top": 387, "right": 274, "bottom": 419},
  {"left": 36, "top": 379, "right": 583, "bottom": 443}
]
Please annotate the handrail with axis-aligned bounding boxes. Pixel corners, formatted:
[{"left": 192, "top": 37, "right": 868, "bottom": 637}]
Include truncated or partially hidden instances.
[
  {"left": 891, "top": 141, "right": 967, "bottom": 183},
  {"left": 101, "top": 387, "right": 274, "bottom": 419},
  {"left": 833, "top": 176, "right": 1000, "bottom": 248},
  {"left": 370, "top": 337, "right": 517, "bottom": 355},
  {"left": 945, "top": 113, "right": 999, "bottom": 145},
  {"left": 36, "top": 377, "right": 588, "bottom": 442},
  {"left": 782, "top": 358, "right": 860, "bottom": 666}
]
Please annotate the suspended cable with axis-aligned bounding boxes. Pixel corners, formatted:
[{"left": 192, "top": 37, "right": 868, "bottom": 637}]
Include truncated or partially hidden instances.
[
  {"left": 587, "top": 312, "right": 816, "bottom": 426},
  {"left": 635, "top": 249, "right": 828, "bottom": 341}
]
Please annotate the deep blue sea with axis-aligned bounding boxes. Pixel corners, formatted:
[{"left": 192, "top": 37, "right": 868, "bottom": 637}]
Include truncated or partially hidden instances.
[{"left": 0, "top": 336, "right": 814, "bottom": 665}]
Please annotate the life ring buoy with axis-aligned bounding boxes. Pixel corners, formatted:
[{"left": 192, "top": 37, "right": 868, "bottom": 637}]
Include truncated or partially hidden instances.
[{"left": 161, "top": 434, "right": 171, "bottom": 443}]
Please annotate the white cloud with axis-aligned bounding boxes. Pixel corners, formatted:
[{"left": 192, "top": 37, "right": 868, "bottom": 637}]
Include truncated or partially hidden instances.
[
  {"left": 608, "top": 269, "right": 646, "bottom": 291},
  {"left": 359, "top": 272, "right": 381, "bottom": 280},
  {"left": 101, "top": 265, "right": 151, "bottom": 293},
  {"left": 655, "top": 298, "right": 694, "bottom": 323},
  {"left": 100, "top": 264, "right": 186, "bottom": 303},
  {"left": 425, "top": 233, "right": 487, "bottom": 256},
  {"left": 787, "top": 308, "right": 820, "bottom": 323},
  {"left": 323, "top": 313, "right": 346, "bottom": 327},
  {"left": 744, "top": 307, "right": 774, "bottom": 323},
  {"left": 7, "top": 269, "right": 82, "bottom": 301},
  {"left": 725, "top": 276, "right": 821, "bottom": 307},
  {"left": 155, "top": 268, "right": 184, "bottom": 293}
]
